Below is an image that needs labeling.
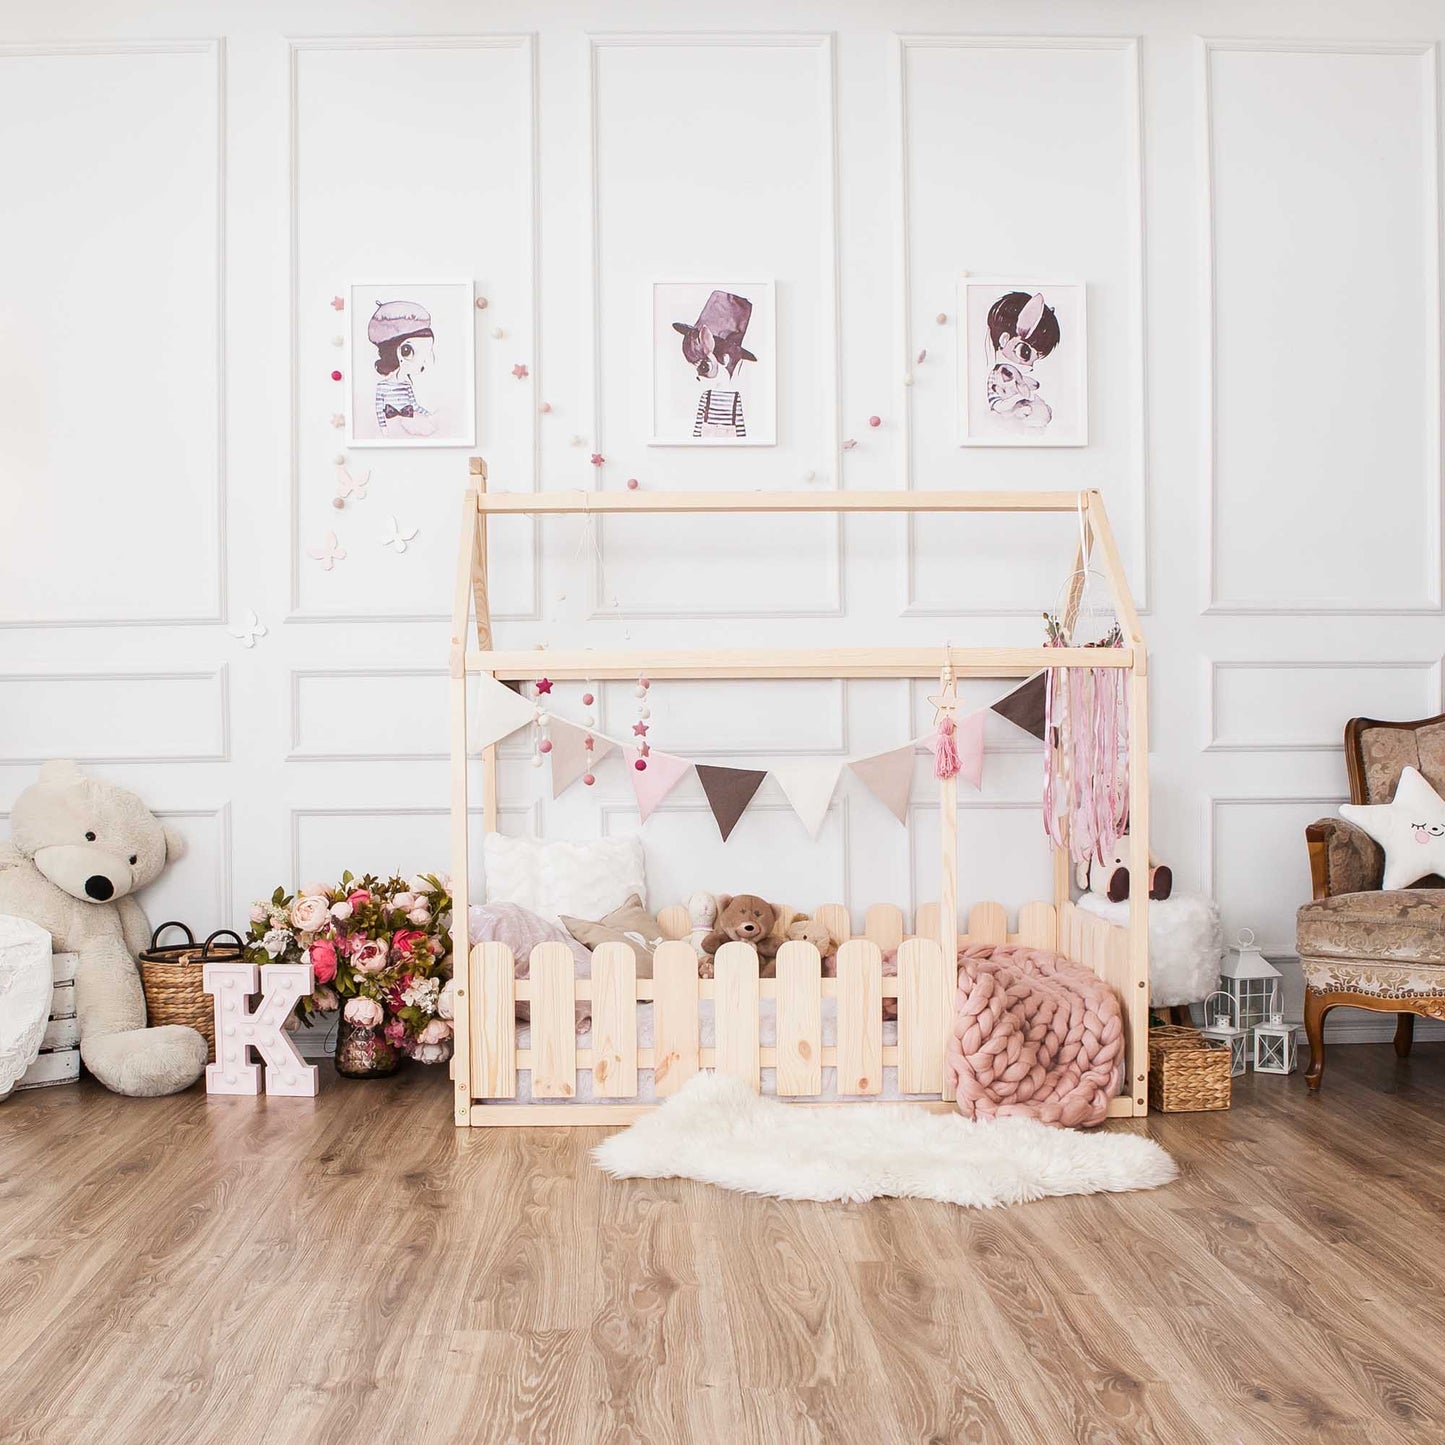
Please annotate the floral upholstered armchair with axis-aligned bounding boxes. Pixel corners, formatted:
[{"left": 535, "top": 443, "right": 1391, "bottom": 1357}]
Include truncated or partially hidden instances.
[{"left": 1298, "top": 714, "right": 1445, "bottom": 1091}]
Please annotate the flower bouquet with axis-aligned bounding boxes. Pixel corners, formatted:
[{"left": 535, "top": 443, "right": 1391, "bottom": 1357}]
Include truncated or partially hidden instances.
[{"left": 243, "top": 871, "right": 455, "bottom": 1077}]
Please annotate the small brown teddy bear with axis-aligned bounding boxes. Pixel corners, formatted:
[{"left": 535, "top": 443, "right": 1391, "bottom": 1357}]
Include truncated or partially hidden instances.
[{"left": 700, "top": 894, "right": 781, "bottom": 964}]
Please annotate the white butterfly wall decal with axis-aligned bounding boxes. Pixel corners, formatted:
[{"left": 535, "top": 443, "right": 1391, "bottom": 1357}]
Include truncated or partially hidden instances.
[
  {"left": 227, "top": 609, "right": 267, "bottom": 648},
  {"left": 307, "top": 532, "right": 346, "bottom": 570},
  {"left": 335, "top": 467, "right": 370, "bottom": 502},
  {"left": 381, "top": 516, "right": 419, "bottom": 554}
]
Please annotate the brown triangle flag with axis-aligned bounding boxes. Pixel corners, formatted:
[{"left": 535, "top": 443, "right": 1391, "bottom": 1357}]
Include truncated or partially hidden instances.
[
  {"left": 695, "top": 765, "right": 768, "bottom": 842},
  {"left": 847, "top": 746, "right": 914, "bottom": 825},
  {"left": 990, "top": 672, "right": 1047, "bottom": 741}
]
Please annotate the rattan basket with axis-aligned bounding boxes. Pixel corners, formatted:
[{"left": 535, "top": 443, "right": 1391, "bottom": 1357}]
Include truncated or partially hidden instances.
[
  {"left": 1147, "top": 1023, "right": 1232, "bottom": 1112},
  {"left": 137, "top": 923, "right": 244, "bottom": 1062}
]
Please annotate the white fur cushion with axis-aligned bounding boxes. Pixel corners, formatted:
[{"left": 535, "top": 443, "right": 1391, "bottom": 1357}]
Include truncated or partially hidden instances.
[
  {"left": 1078, "top": 892, "right": 1223, "bottom": 1007},
  {"left": 482, "top": 834, "right": 646, "bottom": 925}
]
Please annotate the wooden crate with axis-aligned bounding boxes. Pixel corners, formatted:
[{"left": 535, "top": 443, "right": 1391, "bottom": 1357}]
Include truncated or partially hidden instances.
[{"left": 16, "top": 953, "right": 82, "bottom": 1092}]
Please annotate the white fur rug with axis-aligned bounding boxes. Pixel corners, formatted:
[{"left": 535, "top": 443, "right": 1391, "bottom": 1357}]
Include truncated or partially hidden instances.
[{"left": 593, "top": 1073, "right": 1177, "bottom": 1208}]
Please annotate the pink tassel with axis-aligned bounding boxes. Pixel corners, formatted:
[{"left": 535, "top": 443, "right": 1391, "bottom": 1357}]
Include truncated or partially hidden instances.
[{"left": 934, "top": 715, "right": 960, "bottom": 779}]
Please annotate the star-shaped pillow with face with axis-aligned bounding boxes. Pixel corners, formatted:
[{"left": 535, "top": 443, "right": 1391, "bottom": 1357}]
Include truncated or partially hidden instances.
[{"left": 1340, "top": 766, "right": 1445, "bottom": 890}]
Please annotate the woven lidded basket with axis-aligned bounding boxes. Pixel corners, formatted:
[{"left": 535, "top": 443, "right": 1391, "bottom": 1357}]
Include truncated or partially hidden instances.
[
  {"left": 1147, "top": 1024, "right": 1231, "bottom": 1113},
  {"left": 138, "top": 923, "right": 244, "bottom": 1062}
]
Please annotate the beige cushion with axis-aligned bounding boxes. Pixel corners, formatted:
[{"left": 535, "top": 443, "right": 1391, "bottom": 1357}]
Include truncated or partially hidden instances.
[
  {"left": 560, "top": 894, "right": 662, "bottom": 976},
  {"left": 1297, "top": 889, "right": 1445, "bottom": 968}
]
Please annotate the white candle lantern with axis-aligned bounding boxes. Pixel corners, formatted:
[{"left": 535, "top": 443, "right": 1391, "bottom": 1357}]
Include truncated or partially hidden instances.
[
  {"left": 1252, "top": 981, "right": 1297, "bottom": 1075},
  {"left": 1200, "top": 990, "right": 1249, "bottom": 1077},
  {"left": 1218, "top": 928, "right": 1281, "bottom": 1036}
]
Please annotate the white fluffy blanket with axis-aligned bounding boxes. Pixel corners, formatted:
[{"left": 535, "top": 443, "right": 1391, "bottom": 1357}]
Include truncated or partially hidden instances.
[
  {"left": 1078, "top": 892, "right": 1223, "bottom": 1007},
  {"left": 593, "top": 1073, "right": 1177, "bottom": 1207}
]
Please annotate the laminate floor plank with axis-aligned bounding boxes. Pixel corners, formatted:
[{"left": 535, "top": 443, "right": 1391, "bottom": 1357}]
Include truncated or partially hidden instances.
[{"left": 3, "top": 1046, "right": 1445, "bottom": 1444}]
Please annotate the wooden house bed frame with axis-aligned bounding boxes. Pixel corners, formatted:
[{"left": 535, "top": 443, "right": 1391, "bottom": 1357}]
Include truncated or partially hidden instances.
[{"left": 449, "top": 457, "right": 1151, "bottom": 1127}]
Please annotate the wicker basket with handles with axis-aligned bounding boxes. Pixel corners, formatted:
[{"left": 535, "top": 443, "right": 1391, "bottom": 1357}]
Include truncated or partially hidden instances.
[
  {"left": 1147, "top": 1023, "right": 1232, "bottom": 1113},
  {"left": 137, "top": 923, "right": 244, "bottom": 1062}
]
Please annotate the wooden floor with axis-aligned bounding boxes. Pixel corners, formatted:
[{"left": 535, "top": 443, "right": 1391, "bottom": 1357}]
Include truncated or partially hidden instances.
[{"left": 2, "top": 1047, "right": 1444, "bottom": 1444}]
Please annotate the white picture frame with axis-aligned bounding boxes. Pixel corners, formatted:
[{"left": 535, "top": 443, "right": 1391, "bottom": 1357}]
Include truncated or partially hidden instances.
[
  {"left": 344, "top": 279, "right": 476, "bottom": 449},
  {"left": 650, "top": 280, "right": 777, "bottom": 446},
  {"left": 958, "top": 278, "right": 1087, "bottom": 448}
]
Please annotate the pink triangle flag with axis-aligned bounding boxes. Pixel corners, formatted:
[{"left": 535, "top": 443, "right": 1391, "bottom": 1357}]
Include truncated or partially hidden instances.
[
  {"left": 549, "top": 719, "right": 616, "bottom": 798},
  {"left": 847, "top": 744, "right": 915, "bottom": 825},
  {"left": 933, "top": 711, "right": 986, "bottom": 792},
  {"left": 624, "top": 749, "right": 692, "bottom": 823}
]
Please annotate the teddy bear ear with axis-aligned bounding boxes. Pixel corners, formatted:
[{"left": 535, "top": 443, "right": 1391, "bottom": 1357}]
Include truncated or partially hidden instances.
[
  {"left": 163, "top": 826, "right": 188, "bottom": 864},
  {"left": 717, "top": 894, "right": 732, "bottom": 911},
  {"left": 39, "top": 759, "right": 85, "bottom": 784}
]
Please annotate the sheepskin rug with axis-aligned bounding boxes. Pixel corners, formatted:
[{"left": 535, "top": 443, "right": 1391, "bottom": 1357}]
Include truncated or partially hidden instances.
[{"left": 592, "top": 1073, "right": 1177, "bottom": 1208}]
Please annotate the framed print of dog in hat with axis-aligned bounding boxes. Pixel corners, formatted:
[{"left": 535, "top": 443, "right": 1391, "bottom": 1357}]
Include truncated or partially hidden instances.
[
  {"left": 958, "top": 279, "right": 1087, "bottom": 447},
  {"left": 345, "top": 280, "right": 476, "bottom": 448},
  {"left": 651, "top": 281, "right": 776, "bottom": 446}
]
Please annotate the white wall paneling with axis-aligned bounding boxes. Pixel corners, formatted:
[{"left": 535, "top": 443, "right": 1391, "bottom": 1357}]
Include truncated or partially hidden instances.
[
  {"left": 0, "top": 39, "right": 225, "bottom": 627},
  {"left": 897, "top": 35, "right": 1148, "bottom": 617},
  {"left": 287, "top": 34, "right": 541, "bottom": 624},
  {"left": 587, "top": 34, "right": 843, "bottom": 617},
  {"left": 1203, "top": 38, "right": 1443, "bottom": 613},
  {"left": 908, "top": 800, "right": 1054, "bottom": 923},
  {"left": 0, "top": 669, "right": 230, "bottom": 764}
]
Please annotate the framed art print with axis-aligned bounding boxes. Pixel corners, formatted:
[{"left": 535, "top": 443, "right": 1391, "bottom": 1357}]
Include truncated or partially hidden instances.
[
  {"left": 650, "top": 280, "right": 776, "bottom": 446},
  {"left": 345, "top": 279, "right": 476, "bottom": 448},
  {"left": 958, "top": 279, "right": 1087, "bottom": 447}
]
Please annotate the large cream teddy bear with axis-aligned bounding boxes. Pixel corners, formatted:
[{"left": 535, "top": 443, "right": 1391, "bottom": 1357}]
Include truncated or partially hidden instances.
[{"left": 0, "top": 761, "right": 208, "bottom": 1096}]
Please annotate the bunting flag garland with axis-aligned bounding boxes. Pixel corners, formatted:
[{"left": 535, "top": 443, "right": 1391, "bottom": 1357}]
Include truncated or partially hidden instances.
[
  {"left": 549, "top": 719, "right": 615, "bottom": 798},
  {"left": 951, "top": 710, "right": 986, "bottom": 791},
  {"left": 770, "top": 759, "right": 844, "bottom": 839},
  {"left": 990, "top": 671, "right": 1048, "bottom": 741},
  {"left": 696, "top": 765, "right": 769, "bottom": 842},
  {"left": 846, "top": 745, "right": 916, "bottom": 825},
  {"left": 474, "top": 675, "right": 541, "bottom": 750},
  {"left": 624, "top": 748, "right": 692, "bottom": 822}
]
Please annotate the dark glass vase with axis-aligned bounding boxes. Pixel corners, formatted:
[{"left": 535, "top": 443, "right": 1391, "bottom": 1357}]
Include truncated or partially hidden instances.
[{"left": 334, "top": 1017, "right": 402, "bottom": 1078}]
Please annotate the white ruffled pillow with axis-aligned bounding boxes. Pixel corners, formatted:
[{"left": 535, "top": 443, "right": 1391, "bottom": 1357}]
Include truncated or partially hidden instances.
[{"left": 482, "top": 834, "right": 646, "bottom": 925}]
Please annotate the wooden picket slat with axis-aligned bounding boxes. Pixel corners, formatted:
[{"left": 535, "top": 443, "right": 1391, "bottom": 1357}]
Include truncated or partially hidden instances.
[
  {"left": 968, "top": 901, "right": 1008, "bottom": 945},
  {"left": 590, "top": 942, "right": 637, "bottom": 1098},
  {"left": 652, "top": 941, "right": 700, "bottom": 1097},
  {"left": 471, "top": 942, "right": 517, "bottom": 1099},
  {"left": 864, "top": 904, "right": 904, "bottom": 954},
  {"left": 529, "top": 942, "right": 577, "bottom": 1098},
  {"left": 656, "top": 904, "right": 692, "bottom": 941},
  {"left": 714, "top": 941, "right": 760, "bottom": 1089},
  {"left": 836, "top": 939, "right": 883, "bottom": 1095},
  {"left": 914, "top": 901, "right": 941, "bottom": 944},
  {"left": 1016, "top": 900, "right": 1057, "bottom": 950},
  {"left": 815, "top": 903, "right": 851, "bottom": 947},
  {"left": 897, "top": 937, "right": 948, "bottom": 1095},
  {"left": 775, "top": 941, "right": 823, "bottom": 1096}
]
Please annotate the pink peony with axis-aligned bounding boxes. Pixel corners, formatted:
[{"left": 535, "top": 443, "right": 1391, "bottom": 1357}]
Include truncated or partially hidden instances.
[
  {"left": 407, "top": 905, "right": 431, "bottom": 926},
  {"left": 311, "top": 984, "right": 339, "bottom": 1012},
  {"left": 344, "top": 996, "right": 384, "bottom": 1027},
  {"left": 291, "top": 894, "right": 330, "bottom": 933},
  {"left": 300, "top": 881, "right": 329, "bottom": 898},
  {"left": 418, "top": 1018, "right": 451, "bottom": 1046},
  {"left": 308, "top": 939, "right": 338, "bottom": 984},
  {"left": 391, "top": 928, "right": 425, "bottom": 961},
  {"left": 348, "top": 888, "right": 372, "bottom": 907},
  {"left": 384, "top": 1018, "right": 408, "bottom": 1045},
  {"left": 352, "top": 939, "right": 388, "bottom": 973},
  {"left": 330, "top": 900, "right": 353, "bottom": 921},
  {"left": 393, "top": 891, "right": 416, "bottom": 910},
  {"left": 248, "top": 902, "right": 268, "bottom": 924}
]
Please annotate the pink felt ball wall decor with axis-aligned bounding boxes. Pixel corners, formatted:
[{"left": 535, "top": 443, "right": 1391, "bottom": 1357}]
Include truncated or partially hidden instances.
[{"left": 330, "top": 369, "right": 343, "bottom": 382}]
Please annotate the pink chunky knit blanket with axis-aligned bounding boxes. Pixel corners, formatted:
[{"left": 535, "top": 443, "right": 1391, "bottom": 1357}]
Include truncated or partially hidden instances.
[{"left": 943, "top": 944, "right": 1124, "bottom": 1128}]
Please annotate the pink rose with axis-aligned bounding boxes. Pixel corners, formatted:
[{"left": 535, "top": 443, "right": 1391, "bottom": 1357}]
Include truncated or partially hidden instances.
[
  {"left": 330, "top": 900, "right": 353, "bottom": 921},
  {"left": 384, "top": 1018, "right": 408, "bottom": 1045},
  {"left": 291, "top": 894, "right": 330, "bottom": 933},
  {"left": 344, "top": 996, "right": 384, "bottom": 1027},
  {"left": 348, "top": 889, "right": 371, "bottom": 907},
  {"left": 352, "top": 939, "right": 388, "bottom": 973},
  {"left": 393, "top": 891, "right": 416, "bottom": 910},
  {"left": 391, "top": 928, "right": 425, "bottom": 961},
  {"left": 308, "top": 939, "right": 338, "bottom": 985}
]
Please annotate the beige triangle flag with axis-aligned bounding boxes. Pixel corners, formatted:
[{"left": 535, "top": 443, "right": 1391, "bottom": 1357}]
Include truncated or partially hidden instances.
[
  {"left": 474, "top": 675, "right": 538, "bottom": 750},
  {"left": 847, "top": 745, "right": 915, "bottom": 825},
  {"left": 549, "top": 719, "right": 616, "bottom": 797},
  {"left": 772, "top": 758, "right": 843, "bottom": 838}
]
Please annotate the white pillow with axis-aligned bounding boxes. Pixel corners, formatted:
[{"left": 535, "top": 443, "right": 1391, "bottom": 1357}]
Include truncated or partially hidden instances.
[{"left": 482, "top": 834, "right": 647, "bottom": 924}]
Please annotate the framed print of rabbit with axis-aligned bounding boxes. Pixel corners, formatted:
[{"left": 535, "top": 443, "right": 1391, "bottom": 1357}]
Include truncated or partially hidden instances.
[
  {"left": 651, "top": 281, "right": 776, "bottom": 446},
  {"left": 959, "top": 279, "right": 1087, "bottom": 447},
  {"left": 345, "top": 280, "right": 476, "bottom": 448}
]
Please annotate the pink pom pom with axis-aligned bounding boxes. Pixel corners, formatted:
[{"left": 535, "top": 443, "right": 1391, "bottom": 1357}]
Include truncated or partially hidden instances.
[
  {"left": 626, "top": 478, "right": 639, "bottom": 490},
  {"left": 581, "top": 692, "right": 594, "bottom": 706},
  {"left": 934, "top": 715, "right": 961, "bottom": 780},
  {"left": 582, "top": 773, "right": 595, "bottom": 786},
  {"left": 538, "top": 739, "right": 552, "bottom": 754},
  {"left": 634, "top": 759, "right": 647, "bottom": 771},
  {"left": 330, "top": 370, "right": 343, "bottom": 381},
  {"left": 868, "top": 415, "right": 881, "bottom": 428}
]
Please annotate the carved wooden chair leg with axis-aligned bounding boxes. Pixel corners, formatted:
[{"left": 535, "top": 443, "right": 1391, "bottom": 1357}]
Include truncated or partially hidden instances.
[
  {"left": 1304, "top": 988, "right": 1334, "bottom": 1092},
  {"left": 1395, "top": 1011, "right": 1416, "bottom": 1059}
]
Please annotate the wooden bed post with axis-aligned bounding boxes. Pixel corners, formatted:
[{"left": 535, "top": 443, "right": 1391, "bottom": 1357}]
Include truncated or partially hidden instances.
[{"left": 937, "top": 658, "right": 959, "bottom": 1100}]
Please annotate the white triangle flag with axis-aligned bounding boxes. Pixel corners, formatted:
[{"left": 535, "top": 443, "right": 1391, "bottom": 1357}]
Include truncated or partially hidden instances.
[
  {"left": 473, "top": 675, "right": 538, "bottom": 750},
  {"left": 771, "top": 758, "right": 843, "bottom": 838}
]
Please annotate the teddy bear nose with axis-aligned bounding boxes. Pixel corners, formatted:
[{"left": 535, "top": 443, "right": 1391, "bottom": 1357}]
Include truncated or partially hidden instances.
[{"left": 84, "top": 874, "right": 114, "bottom": 901}]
